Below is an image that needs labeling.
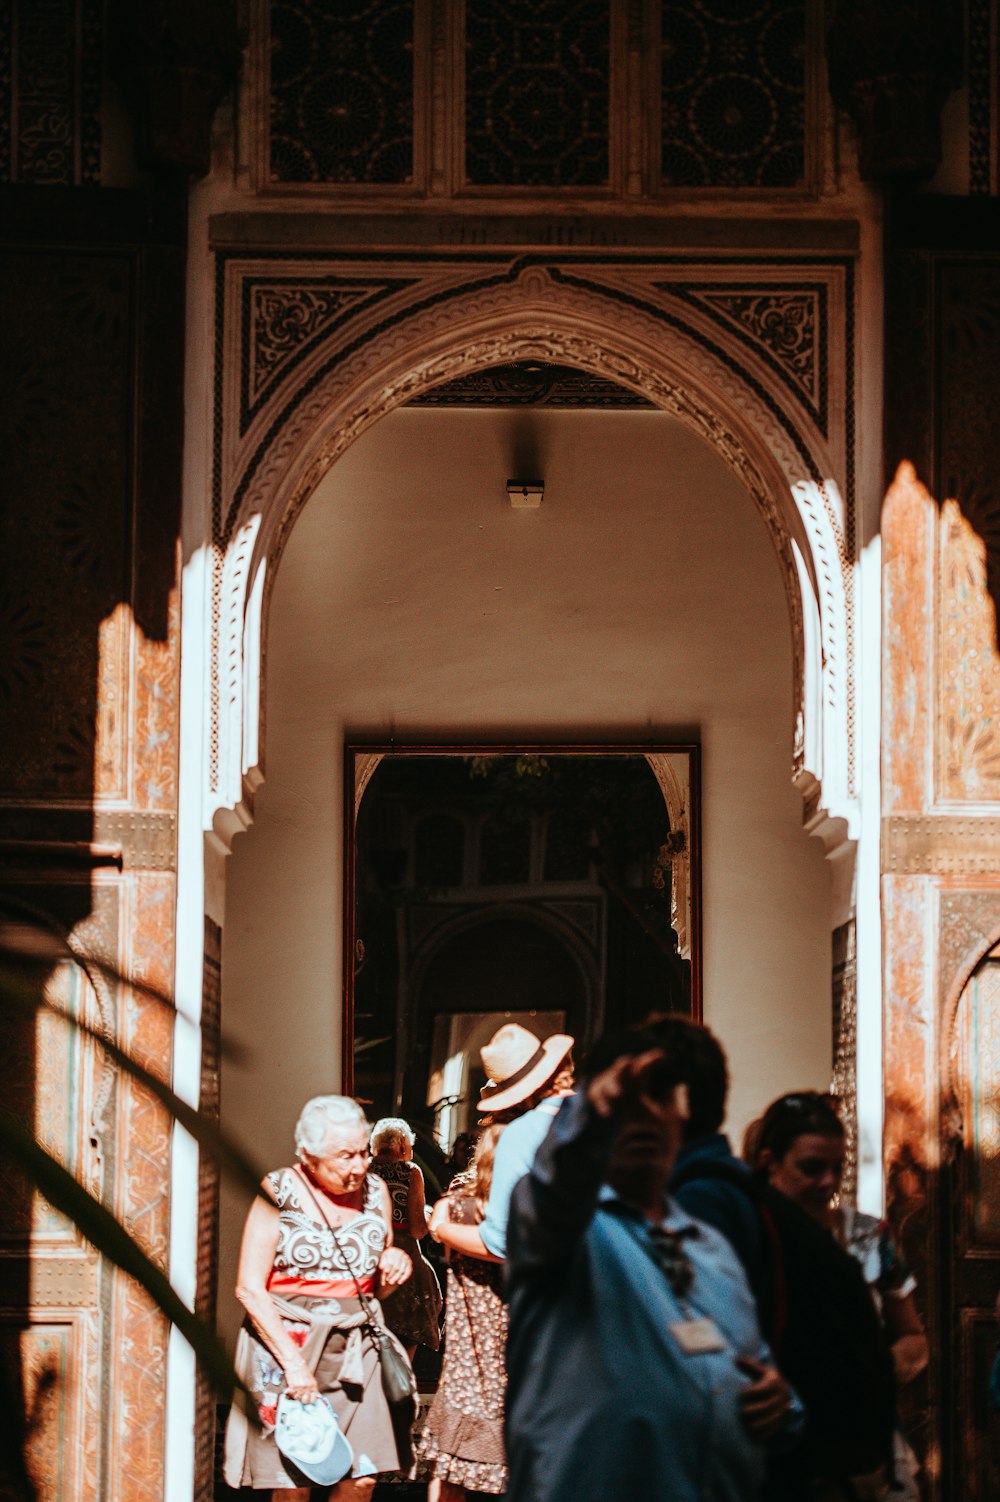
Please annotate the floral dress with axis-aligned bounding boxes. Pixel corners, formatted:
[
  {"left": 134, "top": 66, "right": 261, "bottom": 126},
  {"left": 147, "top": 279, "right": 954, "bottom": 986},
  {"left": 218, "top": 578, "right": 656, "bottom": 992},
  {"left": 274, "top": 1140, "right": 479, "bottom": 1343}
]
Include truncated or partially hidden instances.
[
  {"left": 414, "top": 1187, "right": 508, "bottom": 1493},
  {"left": 223, "top": 1167, "right": 411, "bottom": 1490},
  {"left": 369, "top": 1156, "right": 443, "bottom": 1350}
]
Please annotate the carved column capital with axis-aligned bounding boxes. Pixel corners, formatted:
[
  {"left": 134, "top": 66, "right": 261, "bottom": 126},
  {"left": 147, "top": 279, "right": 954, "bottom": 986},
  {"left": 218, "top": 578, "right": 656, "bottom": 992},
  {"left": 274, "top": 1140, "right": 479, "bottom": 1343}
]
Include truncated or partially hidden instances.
[
  {"left": 107, "top": 0, "right": 241, "bottom": 179},
  {"left": 827, "top": 0, "right": 962, "bottom": 181}
]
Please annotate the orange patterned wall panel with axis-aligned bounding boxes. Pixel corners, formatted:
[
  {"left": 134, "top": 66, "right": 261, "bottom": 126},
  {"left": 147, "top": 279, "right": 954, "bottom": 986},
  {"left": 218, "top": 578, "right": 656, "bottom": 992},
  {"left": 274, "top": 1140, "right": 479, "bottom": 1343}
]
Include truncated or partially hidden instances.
[
  {"left": 882, "top": 464, "right": 935, "bottom": 815},
  {"left": 883, "top": 319, "right": 1000, "bottom": 1501},
  {"left": 936, "top": 501, "right": 1000, "bottom": 804}
]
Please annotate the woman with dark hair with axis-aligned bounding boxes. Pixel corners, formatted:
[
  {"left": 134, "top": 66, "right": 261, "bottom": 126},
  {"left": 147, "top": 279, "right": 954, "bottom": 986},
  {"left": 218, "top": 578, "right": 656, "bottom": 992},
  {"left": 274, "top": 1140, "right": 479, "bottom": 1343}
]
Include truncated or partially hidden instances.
[{"left": 753, "top": 1091, "right": 928, "bottom": 1500}]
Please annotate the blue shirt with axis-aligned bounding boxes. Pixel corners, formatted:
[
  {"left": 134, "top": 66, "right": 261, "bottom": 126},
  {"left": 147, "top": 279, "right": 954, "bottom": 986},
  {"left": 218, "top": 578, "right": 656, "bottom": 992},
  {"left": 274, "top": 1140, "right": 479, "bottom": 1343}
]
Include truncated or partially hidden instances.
[
  {"left": 506, "top": 1093, "right": 800, "bottom": 1502},
  {"left": 479, "top": 1097, "right": 565, "bottom": 1258}
]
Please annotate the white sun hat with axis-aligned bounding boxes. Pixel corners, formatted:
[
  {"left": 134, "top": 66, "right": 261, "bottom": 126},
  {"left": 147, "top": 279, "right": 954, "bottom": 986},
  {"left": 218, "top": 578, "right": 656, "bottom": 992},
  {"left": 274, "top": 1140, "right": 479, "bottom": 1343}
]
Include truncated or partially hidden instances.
[
  {"left": 477, "top": 1022, "right": 574, "bottom": 1114},
  {"left": 274, "top": 1391, "right": 353, "bottom": 1485}
]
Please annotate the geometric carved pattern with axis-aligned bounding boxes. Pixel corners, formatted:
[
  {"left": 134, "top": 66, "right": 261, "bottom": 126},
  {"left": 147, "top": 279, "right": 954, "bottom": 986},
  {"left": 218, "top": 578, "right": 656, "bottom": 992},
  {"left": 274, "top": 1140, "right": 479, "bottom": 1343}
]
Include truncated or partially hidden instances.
[
  {"left": 267, "top": 0, "right": 414, "bottom": 184},
  {"left": 967, "top": 0, "right": 994, "bottom": 194},
  {"left": 465, "top": 0, "right": 610, "bottom": 187},
  {"left": 407, "top": 361, "right": 657, "bottom": 408},
  {"left": 882, "top": 815, "right": 1000, "bottom": 875},
  {"left": 660, "top": 0, "right": 806, "bottom": 188},
  {"left": 664, "top": 284, "right": 826, "bottom": 430},
  {"left": 241, "top": 277, "right": 414, "bottom": 432},
  {"left": 831, "top": 919, "right": 858, "bottom": 1200},
  {"left": 0, "top": 0, "right": 102, "bottom": 184}
]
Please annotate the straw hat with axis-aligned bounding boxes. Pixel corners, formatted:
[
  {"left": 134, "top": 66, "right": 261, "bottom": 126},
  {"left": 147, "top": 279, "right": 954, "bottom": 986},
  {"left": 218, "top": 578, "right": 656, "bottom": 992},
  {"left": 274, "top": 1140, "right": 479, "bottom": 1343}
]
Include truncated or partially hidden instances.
[{"left": 477, "top": 1022, "right": 574, "bottom": 1114}]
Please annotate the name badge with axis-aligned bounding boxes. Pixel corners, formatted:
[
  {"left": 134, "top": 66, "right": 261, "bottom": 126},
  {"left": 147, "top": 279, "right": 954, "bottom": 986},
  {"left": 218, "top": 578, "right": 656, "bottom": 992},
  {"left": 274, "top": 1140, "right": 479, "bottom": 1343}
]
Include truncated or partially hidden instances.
[{"left": 670, "top": 1317, "right": 727, "bottom": 1355}]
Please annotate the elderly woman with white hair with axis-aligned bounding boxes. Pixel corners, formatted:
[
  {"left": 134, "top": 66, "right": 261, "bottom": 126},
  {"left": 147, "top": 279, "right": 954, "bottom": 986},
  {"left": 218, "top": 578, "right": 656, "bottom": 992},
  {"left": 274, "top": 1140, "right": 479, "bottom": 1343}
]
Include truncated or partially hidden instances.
[
  {"left": 369, "top": 1117, "right": 442, "bottom": 1358},
  {"left": 223, "top": 1095, "right": 414, "bottom": 1499}
]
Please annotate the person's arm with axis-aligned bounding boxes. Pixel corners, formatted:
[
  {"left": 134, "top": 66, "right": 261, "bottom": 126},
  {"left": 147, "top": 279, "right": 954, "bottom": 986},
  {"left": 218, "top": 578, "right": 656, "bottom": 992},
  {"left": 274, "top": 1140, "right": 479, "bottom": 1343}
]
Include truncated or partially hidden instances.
[
  {"left": 506, "top": 1074, "right": 640, "bottom": 1277},
  {"left": 431, "top": 1114, "right": 543, "bottom": 1261},
  {"left": 509, "top": 1051, "right": 681, "bottom": 1276},
  {"left": 884, "top": 1291, "right": 929, "bottom": 1383},
  {"left": 373, "top": 1177, "right": 412, "bottom": 1292},
  {"left": 736, "top": 1357, "right": 800, "bottom": 1443},
  {"left": 876, "top": 1223, "right": 928, "bottom": 1384},
  {"left": 234, "top": 1185, "right": 320, "bottom": 1402},
  {"left": 406, "top": 1162, "right": 429, "bottom": 1239},
  {"left": 428, "top": 1202, "right": 502, "bottom": 1261}
]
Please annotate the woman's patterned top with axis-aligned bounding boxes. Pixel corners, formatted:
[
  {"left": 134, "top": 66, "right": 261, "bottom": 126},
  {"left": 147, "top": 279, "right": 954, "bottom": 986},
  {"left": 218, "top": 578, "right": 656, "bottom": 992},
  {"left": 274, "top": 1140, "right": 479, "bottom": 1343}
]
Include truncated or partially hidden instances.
[
  {"left": 265, "top": 1167, "right": 387, "bottom": 1293},
  {"left": 369, "top": 1157, "right": 413, "bottom": 1230},
  {"left": 834, "top": 1205, "right": 916, "bottom": 1306}
]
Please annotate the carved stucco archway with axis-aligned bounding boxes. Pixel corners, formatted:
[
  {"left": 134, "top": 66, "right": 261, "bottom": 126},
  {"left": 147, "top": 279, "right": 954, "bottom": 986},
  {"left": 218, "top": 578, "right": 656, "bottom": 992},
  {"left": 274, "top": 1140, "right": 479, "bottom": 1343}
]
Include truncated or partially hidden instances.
[{"left": 205, "top": 254, "right": 856, "bottom": 868}]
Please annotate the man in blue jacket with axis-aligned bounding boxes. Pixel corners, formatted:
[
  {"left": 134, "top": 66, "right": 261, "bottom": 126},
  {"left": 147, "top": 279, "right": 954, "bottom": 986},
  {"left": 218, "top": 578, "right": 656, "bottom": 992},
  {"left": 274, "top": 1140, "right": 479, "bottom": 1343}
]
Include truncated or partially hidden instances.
[{"left": 505, "top": 1032, "right": 799, "bottom": 1502}]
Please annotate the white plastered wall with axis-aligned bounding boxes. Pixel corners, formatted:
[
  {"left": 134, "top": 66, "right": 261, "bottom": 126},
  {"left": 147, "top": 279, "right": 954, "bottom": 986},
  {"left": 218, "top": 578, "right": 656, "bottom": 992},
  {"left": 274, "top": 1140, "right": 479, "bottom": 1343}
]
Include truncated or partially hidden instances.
[{"left": 217, "top": 404, "right": 833, "bottom": 1343}]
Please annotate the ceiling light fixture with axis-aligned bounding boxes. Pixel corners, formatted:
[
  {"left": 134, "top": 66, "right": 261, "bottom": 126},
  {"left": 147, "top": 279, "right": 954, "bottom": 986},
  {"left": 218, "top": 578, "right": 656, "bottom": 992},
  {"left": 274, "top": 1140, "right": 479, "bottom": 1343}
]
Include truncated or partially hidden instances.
[{"left": 506, "top": 479, "right": 544, "bottom": 509}]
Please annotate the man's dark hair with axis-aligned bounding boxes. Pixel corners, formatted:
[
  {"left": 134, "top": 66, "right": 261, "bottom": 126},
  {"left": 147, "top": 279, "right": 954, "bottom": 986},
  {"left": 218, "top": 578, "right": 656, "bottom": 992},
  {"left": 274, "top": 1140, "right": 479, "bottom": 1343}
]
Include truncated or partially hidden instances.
[
  {"left": 582, "top": 1026, "right": 686, "bottom": 1103},
  {"left": 639, "top": 1015, "right": 729, "bottom": 1140}
]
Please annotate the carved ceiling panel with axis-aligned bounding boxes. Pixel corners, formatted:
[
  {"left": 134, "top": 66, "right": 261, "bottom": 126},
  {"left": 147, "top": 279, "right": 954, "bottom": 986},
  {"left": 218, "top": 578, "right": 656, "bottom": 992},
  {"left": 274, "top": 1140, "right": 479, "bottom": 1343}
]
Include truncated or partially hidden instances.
[
  {"left": 251, "top": 0, "right": 814, "bottom": 197},
  {"left": 659, "top": 0, "right": 806, "bottom": 189}
]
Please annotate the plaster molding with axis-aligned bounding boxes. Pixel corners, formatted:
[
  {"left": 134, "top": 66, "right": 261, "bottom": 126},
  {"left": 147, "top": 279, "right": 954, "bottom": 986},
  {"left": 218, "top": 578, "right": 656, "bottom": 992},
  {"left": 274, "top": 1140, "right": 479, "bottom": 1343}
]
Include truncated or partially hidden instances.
[{"left": 205, "top": 251, "right": 857, "bottom": 858}]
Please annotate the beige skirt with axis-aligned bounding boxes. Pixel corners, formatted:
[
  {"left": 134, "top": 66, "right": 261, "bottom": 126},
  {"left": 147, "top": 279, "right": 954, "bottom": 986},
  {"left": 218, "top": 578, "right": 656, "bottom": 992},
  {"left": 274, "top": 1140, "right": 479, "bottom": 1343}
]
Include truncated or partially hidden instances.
[{"left": 223, "top": 1292, "right": 411, "bottom": 1489}]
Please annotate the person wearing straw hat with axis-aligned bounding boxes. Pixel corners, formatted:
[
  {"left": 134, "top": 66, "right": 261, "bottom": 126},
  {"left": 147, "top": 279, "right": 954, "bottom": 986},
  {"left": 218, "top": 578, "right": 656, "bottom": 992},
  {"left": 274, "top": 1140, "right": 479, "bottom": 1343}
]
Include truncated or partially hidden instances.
[{"left": 428, "top": 1022, "right": 575, "bottom": 1263}]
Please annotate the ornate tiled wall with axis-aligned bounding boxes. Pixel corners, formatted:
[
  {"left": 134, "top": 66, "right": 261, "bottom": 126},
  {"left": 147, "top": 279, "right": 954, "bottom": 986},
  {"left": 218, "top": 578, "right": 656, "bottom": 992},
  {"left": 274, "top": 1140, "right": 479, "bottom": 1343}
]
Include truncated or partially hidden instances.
[
  {"left": 882, "top": 212, "right": 1000, "bottom": 1500},
  {"left": 0, "top": 209, "right": 185, "bottom": 1501}
]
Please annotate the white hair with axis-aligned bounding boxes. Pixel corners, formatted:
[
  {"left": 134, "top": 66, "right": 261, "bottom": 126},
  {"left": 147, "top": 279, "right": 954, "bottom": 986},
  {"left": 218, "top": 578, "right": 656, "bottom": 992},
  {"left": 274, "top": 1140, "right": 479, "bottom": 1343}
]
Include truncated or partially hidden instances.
[
  {"left": 294, "top": 1096, "right": 369, "bottom": 1160},
  {"left": 371, "top": 1116, "right": 416, "bottom": 1155}
]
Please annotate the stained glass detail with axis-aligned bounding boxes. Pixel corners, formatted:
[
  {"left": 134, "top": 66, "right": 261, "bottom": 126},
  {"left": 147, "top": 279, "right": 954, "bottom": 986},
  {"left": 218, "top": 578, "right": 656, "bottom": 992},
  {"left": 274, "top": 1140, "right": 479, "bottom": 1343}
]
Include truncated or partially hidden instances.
[
  {"left": 465, "top": 0, "right": 610, "bottom": 187},
  {"left": 660, "top": 0, "right": 805, "bottom": 189},
  {"left": 268, "top": 0, "right": 414, "bottom": 184}
]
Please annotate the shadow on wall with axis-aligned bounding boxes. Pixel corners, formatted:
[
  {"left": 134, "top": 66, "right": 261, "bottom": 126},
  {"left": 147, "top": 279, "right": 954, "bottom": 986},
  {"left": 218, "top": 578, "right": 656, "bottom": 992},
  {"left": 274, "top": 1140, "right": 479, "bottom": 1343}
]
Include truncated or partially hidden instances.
[{"left": 0, "top": 197, "right": 186, "bottom": 1497}]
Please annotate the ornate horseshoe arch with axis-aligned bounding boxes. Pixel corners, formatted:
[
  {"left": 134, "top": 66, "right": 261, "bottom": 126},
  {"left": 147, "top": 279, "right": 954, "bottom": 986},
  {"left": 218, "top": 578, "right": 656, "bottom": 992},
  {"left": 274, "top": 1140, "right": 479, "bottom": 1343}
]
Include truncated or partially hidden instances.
[{"left": 205, "top": 249, "right": 856, "bottom": 860}]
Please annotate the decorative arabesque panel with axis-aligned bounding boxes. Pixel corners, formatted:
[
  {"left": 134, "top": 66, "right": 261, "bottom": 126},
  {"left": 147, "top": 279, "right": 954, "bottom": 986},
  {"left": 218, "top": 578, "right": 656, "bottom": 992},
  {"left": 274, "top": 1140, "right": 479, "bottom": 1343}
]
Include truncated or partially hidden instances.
[
  {"left": 464, "top": 0, "right": 611, "bottom": 187},
  {"left": 0, "top": 251, "right": 132, "bottom": 803},
  {"left": 268, "top": 0, "right": 415, "bottom": 183},
  {"left": 660, "top": 0, "right": 806, "bottom": 188},
  {"left": 0, "top": 0, "right": 102, "bottom": 185}
]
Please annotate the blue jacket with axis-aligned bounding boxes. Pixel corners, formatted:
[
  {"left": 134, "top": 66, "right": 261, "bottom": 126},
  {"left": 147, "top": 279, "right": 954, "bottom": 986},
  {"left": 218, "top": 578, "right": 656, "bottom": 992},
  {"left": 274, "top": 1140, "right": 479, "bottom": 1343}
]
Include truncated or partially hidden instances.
[{"left": 506, "top": 1095, "right": 800, "bottom": 1502}]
